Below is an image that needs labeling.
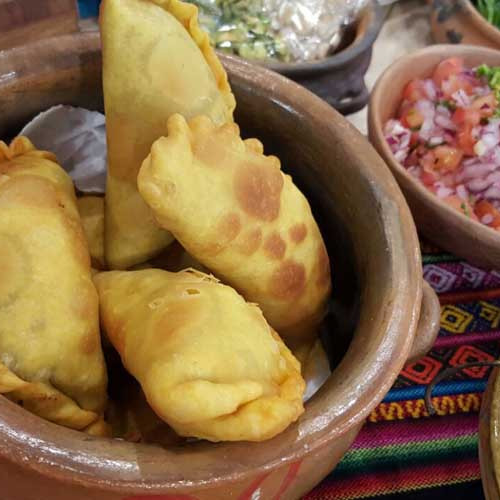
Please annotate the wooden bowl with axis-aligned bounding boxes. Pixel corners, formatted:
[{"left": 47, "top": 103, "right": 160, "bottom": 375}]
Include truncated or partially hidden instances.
[
  {"left": 0, "top": 32, "right": 440, "bottom": 500},
  {"left": 369, "top": 44, "right": 500, "bottom": 270},
  {"left": 430, "top": 0, "right": 500, "bottom": 48},
  {"left": 480, "top": 368, "right": 500, "bottom": 500},
  {"left": 263, "top": 0, "right": 386, "bottom": 115}
]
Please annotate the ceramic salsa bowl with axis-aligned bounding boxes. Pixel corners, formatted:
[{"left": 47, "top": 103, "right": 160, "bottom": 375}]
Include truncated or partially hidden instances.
[
  {"left": 0, "top": 32, "right": 440, "bottom": 500},
  {"left": 369, "top": 44, "right": 500, "bottom": 271}
]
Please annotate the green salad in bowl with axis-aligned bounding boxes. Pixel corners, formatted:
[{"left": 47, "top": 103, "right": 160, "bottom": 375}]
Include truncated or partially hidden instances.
[
  {"left": 476, "top": 0, "right": 500, "bottom": 29},
  {"left": 190, "top": 0, "right": 291, "bottom": 62}
]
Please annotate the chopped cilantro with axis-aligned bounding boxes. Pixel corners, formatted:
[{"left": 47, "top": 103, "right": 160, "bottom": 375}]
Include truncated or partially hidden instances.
[
  {"left": 477, "top": 64, "right": 500, "bottom": 98},
  {"left": 476, "top": 0, "right": 500, "bottom": 28},
  {"left": 460, "top": 202, "right": 470, "bottom": 217},
  {"left": 476, "top": 64, "right": 500, "bottom": 116},
  {"left": 438, "top": 99, "right": 456, "bottom": 111}
]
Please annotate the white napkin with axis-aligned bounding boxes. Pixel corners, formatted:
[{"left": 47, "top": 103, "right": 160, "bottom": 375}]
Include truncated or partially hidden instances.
[{"left": 21, "top": 105, "right": 107, "bottom": 193}]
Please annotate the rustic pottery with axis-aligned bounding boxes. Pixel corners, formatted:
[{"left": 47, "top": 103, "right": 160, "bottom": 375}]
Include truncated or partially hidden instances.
[
  {"left": 265, "top": 0, "right": 387, "bottom": 115},
  {"left": 0, "top": 32, "right": 439, "bottom": 500},
  {"left": 480, "top": 367, "right": 500, "bottom": 500},
  {"left": 369, "top": 44, "right": 500, "bottom": 270},
  {"left": 430, "top": 0, "right": 500, "bottom": 49}
]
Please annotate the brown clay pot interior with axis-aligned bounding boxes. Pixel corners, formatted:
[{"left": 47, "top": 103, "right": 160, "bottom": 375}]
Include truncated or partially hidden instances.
[{"left": 0, "top": 32, "right": 431, "bottom": 500}]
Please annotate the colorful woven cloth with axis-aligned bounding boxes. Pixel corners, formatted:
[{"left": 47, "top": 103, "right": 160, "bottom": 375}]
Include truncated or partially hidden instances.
[{"left": 306, "top": 242, "right": 499, "bottom": 499}]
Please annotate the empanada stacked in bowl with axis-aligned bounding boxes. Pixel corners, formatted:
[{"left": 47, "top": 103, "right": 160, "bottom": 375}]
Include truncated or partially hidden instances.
[{"left": 0, "top": 138, "right": 109, "bottom": 435}]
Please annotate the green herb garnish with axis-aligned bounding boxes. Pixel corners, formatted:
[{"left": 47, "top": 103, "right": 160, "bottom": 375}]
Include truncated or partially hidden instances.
[
  {"left": 460, "top": 202, "right": 470, "bottom": 217},
  {"left": 477, "top": 64, "right": 500, "bottom": 117},
  {"left": 189, "top": 0, "right": 291, "bottom": 62},
  {"left": 476, "top": 0, "right": 500, "bottom": 29},
  {"left": 437, "top": 99, "right": 456, "bottom": 111}
]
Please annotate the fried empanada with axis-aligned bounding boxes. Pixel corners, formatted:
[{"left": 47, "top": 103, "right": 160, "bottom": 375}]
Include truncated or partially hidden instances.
[
  {"left": 137, "top": 115, "right": 331, "bottom": 343},
  {"left": 0, "top": 137, "right": 108, "bottom": 434},
  {"left": 94, "top": 269, "right": 305, "bottom": 442},
  {"left": 77, "top": 196, "right": 105, "bottom": 270},
  {"left": 100, "top": 0, "right": 236, "bottom": 269}
]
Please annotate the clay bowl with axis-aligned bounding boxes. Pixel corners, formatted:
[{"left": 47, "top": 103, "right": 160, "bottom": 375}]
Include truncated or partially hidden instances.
[
  {"left": 480, "top": 368, "right": 500, "bottom": 500},
  {"left": 263, "top": 0, "right": 387, "bottom": 115},
  {"left": 0, "top": 32, "right": 440, "bottom": 500},
  {"left": 430, "top": 0, "right": 500, "bottom": 49},
  {"left": 369, "top": 44, "right": 500, "bottom": 270}
]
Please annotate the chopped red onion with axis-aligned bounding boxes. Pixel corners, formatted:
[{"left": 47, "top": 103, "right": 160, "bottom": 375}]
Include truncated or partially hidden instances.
[
  {"left": 486, "top": 171, "right": 500, "bottom": 184},
  {"left": 435, "top": 114, "right": 456, "bottom": 131},
  {"left": 458, "top": 163, "right": 496, "bottom": 182},
  {"left": 456, "top": 184, "right": 468, "bottom": 200},
  {"left": 436, "top": 186, "right": 454, "bottom": 198},
  {"left": 484, "top": 185, "right": 500, "bottom": 200},
  {"left": 423, "top": 79, "right": 437, "bottom": 100},
  {"left": 407, "top": 166, "right": 421, "bottom": 178},
  {"left": 394, "top": 149, "right": 409, "bottom": 162},
  {"left": 463, "top": 157, "right": 479, "bottom": 167},
  {"left": 482, "top": 214, "right": 494, "bottom": 225},
  {"left": 466, "top": 177, "right": 491, "bottom": 192},
  {"left": 452, "top": 89, "right": 472, "bottom": 107},
  {"left": 474, "top": 85, "right": 492, "bottom": 96},
  {"left": 419, "top": 118, "right": 435, "bottom": 141},
  {"left": 428, "top": 136, "right": 444, "bottom": 147}
]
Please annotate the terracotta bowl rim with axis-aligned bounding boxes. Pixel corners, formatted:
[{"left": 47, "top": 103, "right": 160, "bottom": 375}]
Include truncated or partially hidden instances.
[
  {"left": 480, "top": 367, "right": 500, "bottom": 499},
  {"left": 369, "top": 43, "right": 500, "bottom": 249},
  {"left": 0, "top": 32, "right": 422, "bottom": 492},
  {"left": 461, "top": 0, "right": 500, "bottom": 42}
]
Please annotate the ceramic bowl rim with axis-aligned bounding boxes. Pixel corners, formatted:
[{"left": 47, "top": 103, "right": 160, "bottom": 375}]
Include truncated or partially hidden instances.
[{"left": 369, "top": 43, "right": 500, "bottom": 251}]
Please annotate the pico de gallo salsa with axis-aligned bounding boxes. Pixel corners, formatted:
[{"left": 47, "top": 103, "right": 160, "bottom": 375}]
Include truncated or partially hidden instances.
[{"left": 384, "top": 58, "right": 500, "bottom": 231}]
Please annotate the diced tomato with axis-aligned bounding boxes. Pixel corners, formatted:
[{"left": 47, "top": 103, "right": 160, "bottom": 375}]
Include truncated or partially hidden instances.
[
  {"left": 452, "top": 107, "right": 481, "bottom": 127},
  {"left": 443, "top": 195, "right": 478, "bottom": 220},
  {"left": 472, "top": 93, "right": 498, "bottom": 118},
  {"left": 433, "top": 58, "right": 464, "bottom": 86},
  {"left": 410, "top": 131, "right": 420, "bottom": 147},
  {"left": 420, "top": 169, "right": 438, "bottom": 186},
  {"left": 441, "top": 173, "right": 456, "bottom": 187},
  {"left": 432, "top": 146, "right": 463, "bottom": 172},
  {"left": 474, "top": 200, "right": 500, "bottom": 228},
  {"left": 402, "top": 80, "right": 428, "bottom": 103},
  {"left": 401, "top": 107, "right": 424, "bottom": 128},
  {"left": 441, "top": 74, "right": 474, "bottom": 98},
  {"left": 457, "top": 123, "right": 477, "bottom": 156},
  {"left": 420, "top": 151, "right": 437, "bottom": 172}
]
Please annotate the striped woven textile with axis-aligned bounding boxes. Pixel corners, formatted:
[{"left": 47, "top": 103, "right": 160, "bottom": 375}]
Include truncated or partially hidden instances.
[{"left": 306, "top": 241, "right": 499, "bottom": 499}]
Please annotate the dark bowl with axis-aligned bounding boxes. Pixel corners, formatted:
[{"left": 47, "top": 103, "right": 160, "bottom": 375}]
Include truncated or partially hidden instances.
[{"left": 263, "top": 0, "right": 387, "bottom": 115}]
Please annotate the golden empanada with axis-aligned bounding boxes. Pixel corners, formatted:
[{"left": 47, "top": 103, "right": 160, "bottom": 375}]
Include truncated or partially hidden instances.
[
  {"left": 0, "top": 137, "right": 108, "bottom": 434},
  {"left": 100, "top": 0, "right": 236, "bottom": 269},
  {"left": 94, "top": 269, "right": 305, "bottom": 442},
  {"left": 77, "top": 196, "right": 105, "bottom": 270},
  {"left": 137, "top": 115, "right": 331, "bottom": 343}
]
